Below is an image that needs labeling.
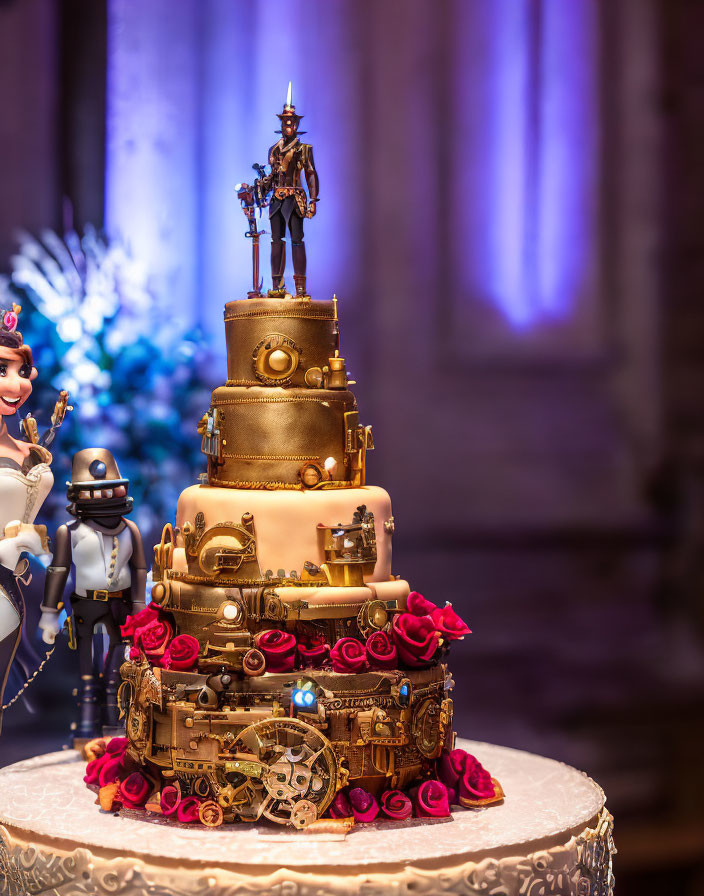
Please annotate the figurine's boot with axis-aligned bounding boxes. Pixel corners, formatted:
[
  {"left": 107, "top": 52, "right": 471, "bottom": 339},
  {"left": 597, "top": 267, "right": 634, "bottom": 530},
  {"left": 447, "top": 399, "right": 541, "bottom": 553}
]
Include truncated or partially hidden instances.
[
  {"left": 268, "top": 239, "right": 287, "bottom": 296},
  {"left": 77, "top": 675, "right": 102, "bottom": 740},
  {"left": 292, "top": 241, "right": 307, "bottom": 296}
]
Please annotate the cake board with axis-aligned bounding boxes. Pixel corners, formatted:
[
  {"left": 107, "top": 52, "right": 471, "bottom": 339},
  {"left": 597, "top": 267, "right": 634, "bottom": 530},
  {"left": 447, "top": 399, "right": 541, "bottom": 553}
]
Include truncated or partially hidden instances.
[{"left": 0, "top": 739, "right": 615, "bottom": 896}]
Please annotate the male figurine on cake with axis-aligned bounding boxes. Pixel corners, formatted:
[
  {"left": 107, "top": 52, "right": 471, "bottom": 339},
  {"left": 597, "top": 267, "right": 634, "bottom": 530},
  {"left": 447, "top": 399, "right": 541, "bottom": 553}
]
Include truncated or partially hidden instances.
[
  {"left": 241, "top": 83, "right": 319, "bottom": 298},
  {"left": 38, "top": 449, "right": 147, "bottom": 740}
]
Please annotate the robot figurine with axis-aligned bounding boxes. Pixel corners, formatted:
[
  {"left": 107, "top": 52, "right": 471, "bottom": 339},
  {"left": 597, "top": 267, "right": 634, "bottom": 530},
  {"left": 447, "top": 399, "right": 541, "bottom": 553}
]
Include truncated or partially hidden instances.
[
  {"left": 38, "top": 448, "right": 147, "bottom": 740},
  {"left": 240, "top": 83, "right": 319, "bottom": 298}
]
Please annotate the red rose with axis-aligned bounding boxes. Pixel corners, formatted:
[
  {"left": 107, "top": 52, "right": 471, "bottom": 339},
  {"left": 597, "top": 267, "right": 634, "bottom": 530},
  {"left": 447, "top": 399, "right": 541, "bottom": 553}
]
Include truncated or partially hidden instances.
[
  {"left": 365, "top": 631, "right": 398, "bottom": 670},
  {"left": 121, "top": 605, "right": 160, "bottom": 639},
  {"left": 438, "top": 748, "right": 466, "bottom": 788},
  {"left": 413, "top": 780, "right": 451, "bottom": 818},
  {"left": 380, "top": 789, "right": 413, "bottom": 820},
  {"left": 459, "top": 753, "right": 496, "bottom": 803},
  {"left": 297, "top": 641, "right": 330, "bottom": 669},
  {"left": 176, "top": 796, "right": 202, "bottom": 823},
  {"left": 163, "top": 634, "right": 200, "bottom": 670},
  {"left": 134, "top": 617, "right": 173, "bottom": 662},
  {"left": 128, "top": 646, "right": 142, "bottom": 662},
  {"left": 160, "top": 784, "right": 181, "bottom": 817},
  {"left": 106, "top": 737, "right": 129, "bottom": 756},
  {"left": 406, "top": 591, "right": 438, "bottom": 616},
  {"left": 330, "top": 638, "right": 368, "bottom": 673},
  {"left": 119, "top": 771, "right": 152, "bottom": 808},
  {"left": 348, "top": 787, "right": 379, "bottom": 823},
  {"left": 391, "top": 613, "right": 439, "bottom": 668},
  {"left": 431, "top": 603, "right": 471, "bottom": 640},
  {"left": 98, "top": 755, "right": 126, "bottom": 788},
  {"left": 84, "top": 753, "right": 110, "bottom": 786},
  {"left": 254, "top": 629, "right": 297, "bottom": 673},
  {"left": 328, "top": 789, "right": 353, "bottom": 819}
]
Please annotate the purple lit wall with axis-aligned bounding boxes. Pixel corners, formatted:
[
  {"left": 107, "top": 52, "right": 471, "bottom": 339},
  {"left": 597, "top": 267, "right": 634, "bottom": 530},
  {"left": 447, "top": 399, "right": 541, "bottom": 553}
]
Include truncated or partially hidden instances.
[{"left": 105, "top": 0, "right": 599, "bottom": 346}]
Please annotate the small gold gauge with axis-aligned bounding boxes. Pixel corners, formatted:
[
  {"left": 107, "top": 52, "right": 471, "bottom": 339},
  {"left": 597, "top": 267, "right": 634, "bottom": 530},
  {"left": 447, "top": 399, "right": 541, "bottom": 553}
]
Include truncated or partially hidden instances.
[
  {"left": 253, "top": 333, "right": 300, "bottom": 385},
  {"left": 304, "top": 366, "right": 324, "bottom": 387}
]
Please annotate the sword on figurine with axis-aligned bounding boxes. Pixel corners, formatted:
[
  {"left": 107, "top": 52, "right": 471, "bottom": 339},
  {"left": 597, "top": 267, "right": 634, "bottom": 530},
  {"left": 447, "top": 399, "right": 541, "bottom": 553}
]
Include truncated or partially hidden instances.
[{"left": 236, "top": 162, "right": 269, "bottom": 298}]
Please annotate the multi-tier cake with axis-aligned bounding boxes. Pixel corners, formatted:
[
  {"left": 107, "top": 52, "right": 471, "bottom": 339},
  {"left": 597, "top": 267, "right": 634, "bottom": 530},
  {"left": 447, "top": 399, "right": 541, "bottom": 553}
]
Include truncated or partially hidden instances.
[
  {"left": 82, "top": 91, "right": 502, "bottom": 827},
  {"left": 82, "top": 292, "right": 503, "bottom": 829}
]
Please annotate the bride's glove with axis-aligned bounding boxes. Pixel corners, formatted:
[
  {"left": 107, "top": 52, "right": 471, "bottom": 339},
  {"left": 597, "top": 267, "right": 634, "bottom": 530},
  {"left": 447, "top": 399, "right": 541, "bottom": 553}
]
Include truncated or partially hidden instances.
[{"left": 0, "top": 522, "right": 51, "bottom": 569}]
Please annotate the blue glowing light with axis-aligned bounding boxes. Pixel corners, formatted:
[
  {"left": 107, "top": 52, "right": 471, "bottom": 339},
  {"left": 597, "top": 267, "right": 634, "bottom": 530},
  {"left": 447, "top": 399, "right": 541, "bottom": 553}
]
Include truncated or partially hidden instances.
[{"left": 293, "top": 687, "right": 316, "bottom": 709}]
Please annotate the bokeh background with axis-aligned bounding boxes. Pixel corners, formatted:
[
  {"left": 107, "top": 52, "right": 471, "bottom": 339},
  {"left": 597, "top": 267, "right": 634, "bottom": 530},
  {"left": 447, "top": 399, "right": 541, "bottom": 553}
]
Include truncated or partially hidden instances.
[{"left": 1, "top": 0, "right": 703, "bottom": 892}]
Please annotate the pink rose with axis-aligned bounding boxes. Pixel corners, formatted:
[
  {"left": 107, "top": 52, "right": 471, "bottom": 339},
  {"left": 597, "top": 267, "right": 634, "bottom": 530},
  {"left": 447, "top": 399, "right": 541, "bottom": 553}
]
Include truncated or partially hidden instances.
[
  {"left": 160, "top": 784, "right": 181, "bottom": 817},
  {"left": 84, "top": 753, "right": 110, "bottom": 786},
  {"left": 176, "top": 796, "right": 202, "bottom": 823},
  {"left": 406, "top": 591, "right": 438, "bottom": 616},
  {"left": 380, "top": 789, "right": 413, "bottom": 820},
  {"left": 328, "top": 789, "right": 353, "bottom": 819},
  {"left": 297, "top": 638, "right": 330, "bottom": 669},
  {"left": 106, "top": 737, "right": 129, "bottom": 756},
  {"left": 348, "top": 787, "right": 379, "bottom": 823},
  {"left": 163, "top": 634, "right": 200, "bottom": 670},
  {"left": 365, "top": 631, "right": 398, "bottom": 670},
  {"left": 121, "top": 605, "right": 160, "bottom": 639},
  {"left": 134, "top": 617, "right": 173, "bottom": 662},
  {"left": 439, "top": 748, "right": 497, "bottom": 805},
  {"left": 254, "top": 629, "right": 297, "bottom": 673},
  {"left": 438, "top": 748, "right": 466, "bottom": 788},
  {"left": 459, "top": 753, "right": 496, "bottom": 803},
  {"left": 119, "top": 771, "right": 152, "bottom": 808},
  {"left": 391, "top": 613, "right": 439, "bottom": 668},
  {"left": 413, "top": 780, "right": 451, "bottom": 818},
  {"left": 3, "top": 311, "right": 18, "bottom": 333},
  {"left": 98, "top": 755, "right": 126, "bottom": 788},
  {"left": 431, "top": 603, "right": 471, "bottom": 640},
  {"left": 330, "top": 638, "right": 368, "bottom": 673}
]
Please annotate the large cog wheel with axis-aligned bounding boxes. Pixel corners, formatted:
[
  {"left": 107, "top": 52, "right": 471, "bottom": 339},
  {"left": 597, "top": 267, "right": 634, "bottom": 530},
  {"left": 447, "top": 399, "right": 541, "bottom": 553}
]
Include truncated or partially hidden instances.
[{"left": 230, "top": 718, "right": 338, "bottom": 827}]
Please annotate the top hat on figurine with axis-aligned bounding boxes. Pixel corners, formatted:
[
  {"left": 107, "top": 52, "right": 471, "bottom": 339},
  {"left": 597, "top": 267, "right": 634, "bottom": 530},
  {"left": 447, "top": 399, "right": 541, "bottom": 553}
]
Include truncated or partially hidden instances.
[
  {"left": 67, "top": 447, "right": 133, "bottom": 519},
  {"left": 276, "top": 82, "right": 306, "bottom": 134},
  {"left": 0, "top": 303, "right": 23, "bottom": 349}
]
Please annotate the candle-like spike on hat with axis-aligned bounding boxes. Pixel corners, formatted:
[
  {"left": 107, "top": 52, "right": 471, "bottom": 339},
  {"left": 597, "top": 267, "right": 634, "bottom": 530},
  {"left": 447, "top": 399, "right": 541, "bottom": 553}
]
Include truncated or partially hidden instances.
[{"left": 286, "top": 81, "right": 293, "bottom": 110}]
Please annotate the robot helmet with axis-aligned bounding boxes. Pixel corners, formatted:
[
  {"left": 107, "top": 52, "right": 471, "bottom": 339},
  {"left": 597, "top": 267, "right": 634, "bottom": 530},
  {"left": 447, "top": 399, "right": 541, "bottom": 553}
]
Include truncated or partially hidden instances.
[{"left": 67, "top": 448, "right": 133, "bottom": 519}]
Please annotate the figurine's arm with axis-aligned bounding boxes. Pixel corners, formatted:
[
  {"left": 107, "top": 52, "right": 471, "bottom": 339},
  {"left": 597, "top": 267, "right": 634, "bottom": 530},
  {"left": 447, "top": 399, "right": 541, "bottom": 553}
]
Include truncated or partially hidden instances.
[
  {"left": 303, "top": 145, "right": 319, "bottom": 216},
  {"left": 124, "top": 518, "right": 147, "bottom": 613},
  {"left": 38, "top": 524, "right": 72, "bottom": 645}
]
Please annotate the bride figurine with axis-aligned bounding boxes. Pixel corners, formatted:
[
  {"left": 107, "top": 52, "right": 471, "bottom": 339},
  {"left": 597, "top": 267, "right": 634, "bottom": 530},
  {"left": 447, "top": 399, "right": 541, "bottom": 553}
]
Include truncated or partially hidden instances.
[{"left": 0, "top": 303, "right": 68, "bottom": 732}]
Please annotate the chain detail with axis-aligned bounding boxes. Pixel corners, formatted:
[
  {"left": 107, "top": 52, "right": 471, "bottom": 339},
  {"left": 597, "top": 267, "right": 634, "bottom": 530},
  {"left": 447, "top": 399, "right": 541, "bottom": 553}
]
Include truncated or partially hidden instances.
[{"left": 2, "top": 645, "right": 56, "bottom": 710}]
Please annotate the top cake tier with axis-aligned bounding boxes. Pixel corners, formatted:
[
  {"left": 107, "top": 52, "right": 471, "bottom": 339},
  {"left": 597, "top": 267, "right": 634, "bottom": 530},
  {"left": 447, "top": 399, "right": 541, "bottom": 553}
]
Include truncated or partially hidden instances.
[
  {"left": 224, "top": 297, "right": 339, "bottom": 387},
  {"left": 199, "top": 296, "right": 374, "bottom": 490}
]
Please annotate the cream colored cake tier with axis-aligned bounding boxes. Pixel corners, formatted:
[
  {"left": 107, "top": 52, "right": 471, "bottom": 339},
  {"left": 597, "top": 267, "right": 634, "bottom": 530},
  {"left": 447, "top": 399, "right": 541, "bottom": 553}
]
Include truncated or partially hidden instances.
[{"left": 172, "top": 483, "right": 395, "bottom": 583}]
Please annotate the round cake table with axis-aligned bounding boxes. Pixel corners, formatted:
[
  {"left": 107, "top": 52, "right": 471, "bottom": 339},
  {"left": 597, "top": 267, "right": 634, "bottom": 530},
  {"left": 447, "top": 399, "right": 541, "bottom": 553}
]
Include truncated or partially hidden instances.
[{"left": 0, "top": 739, "right": 614, "bottom": 896}]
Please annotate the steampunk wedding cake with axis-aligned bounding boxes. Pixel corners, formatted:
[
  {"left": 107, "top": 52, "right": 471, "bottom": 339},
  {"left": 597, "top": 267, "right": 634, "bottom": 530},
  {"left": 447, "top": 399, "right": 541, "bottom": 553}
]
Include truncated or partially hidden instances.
[{"left": 82, "top": 92, "right": 503, "bottom": 830}]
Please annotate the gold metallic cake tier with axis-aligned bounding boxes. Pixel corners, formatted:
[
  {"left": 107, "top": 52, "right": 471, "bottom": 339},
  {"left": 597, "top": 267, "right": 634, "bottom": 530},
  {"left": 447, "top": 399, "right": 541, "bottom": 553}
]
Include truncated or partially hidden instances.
[
  {"left": 206, "top": 384, "right": 361, "bottom": 487},
  {"left": 224, "top": 297, "right": 340, "bottom": 387}
]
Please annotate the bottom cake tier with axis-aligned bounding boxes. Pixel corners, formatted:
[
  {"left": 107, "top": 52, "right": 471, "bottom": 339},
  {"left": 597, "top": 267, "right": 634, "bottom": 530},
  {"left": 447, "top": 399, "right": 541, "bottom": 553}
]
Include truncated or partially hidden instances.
[{"left": 0, "top": 742, "right": 614, "bottom": 896}]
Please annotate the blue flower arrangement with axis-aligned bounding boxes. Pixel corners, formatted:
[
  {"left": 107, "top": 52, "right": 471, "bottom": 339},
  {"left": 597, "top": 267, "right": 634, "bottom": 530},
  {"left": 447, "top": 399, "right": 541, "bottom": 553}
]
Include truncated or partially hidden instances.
[{"left": 1, "top": 226, "right": 216, "bottom": 542}]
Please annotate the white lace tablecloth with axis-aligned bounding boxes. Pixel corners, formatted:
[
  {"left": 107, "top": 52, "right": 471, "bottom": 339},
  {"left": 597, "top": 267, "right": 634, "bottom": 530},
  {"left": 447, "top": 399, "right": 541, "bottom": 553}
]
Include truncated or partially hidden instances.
[{"left": 0, "top": 739, "right": 614, "bottom": 895}]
